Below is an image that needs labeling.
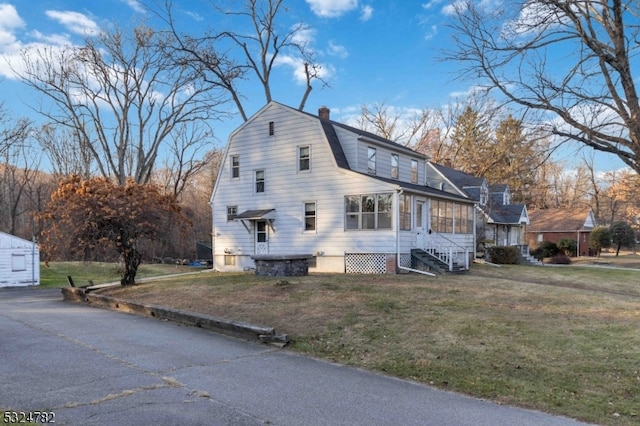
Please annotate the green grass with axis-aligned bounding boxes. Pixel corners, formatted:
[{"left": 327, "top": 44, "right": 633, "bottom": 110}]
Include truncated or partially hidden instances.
[{"left": 39, "top": 261, "right": 200, "bottom": 288}]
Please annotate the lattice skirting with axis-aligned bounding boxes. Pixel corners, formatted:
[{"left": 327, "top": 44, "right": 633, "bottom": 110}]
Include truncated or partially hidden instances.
[
  {"left": 344, "top": 253, "right": 390, "bottom": 274},
  {"left": 399, "top": 253, "right": 411, "bottom": 268}
]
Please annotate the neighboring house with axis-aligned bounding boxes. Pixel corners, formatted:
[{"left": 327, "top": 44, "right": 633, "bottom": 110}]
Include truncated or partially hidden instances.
[
  {"left": 210, "top": 102, "right": 476, "bottom": 274},
  {"left": 526, "top": 208, "right": 596, "bottom": 256},
  {"left": 0, "top": 231, "right": 40, "bottom": 287},
  {"left": 425, "top": 163, "right": 530, "bottom": 249}
]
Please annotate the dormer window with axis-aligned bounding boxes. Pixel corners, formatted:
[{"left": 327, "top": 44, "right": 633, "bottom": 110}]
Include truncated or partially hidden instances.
[
  {"left": 367, "top": 147, "right": 376, "bottom": 174},
  {"left": 410, "top": 160, "right": 418, "bottom": 183},
  {"left": 391, "top": 154, "right": 399, "bottom": 179},
  {"left": 480, "top": 186, "right": 488, "bottom": 206}
]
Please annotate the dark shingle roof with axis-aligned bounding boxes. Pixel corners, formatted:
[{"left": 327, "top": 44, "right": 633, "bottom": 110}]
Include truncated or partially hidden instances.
[
  {"left": 482, "top": 204, "right": 527, "bottom": 224},
  {"left": 320, "top": 119, "right": 350, "bottom": 169},
  {"left": 429, "top": 162, "right": 484, "bottom": 188}
]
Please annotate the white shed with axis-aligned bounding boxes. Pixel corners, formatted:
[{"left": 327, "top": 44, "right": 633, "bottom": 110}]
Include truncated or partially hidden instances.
[{"left": 0, "top": 231, "right": 40, "bottom": 287}]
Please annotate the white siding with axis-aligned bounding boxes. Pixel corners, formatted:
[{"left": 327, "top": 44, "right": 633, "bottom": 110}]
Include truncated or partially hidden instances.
[
  {"left": 211, "top": 103, "right": 402, "bottom": 272},
  {"left": 0, "top": 232, "right": 40, "bottom": 287},
  {"left": 211, "top": 102, "right": 475, "bottom": 273}
]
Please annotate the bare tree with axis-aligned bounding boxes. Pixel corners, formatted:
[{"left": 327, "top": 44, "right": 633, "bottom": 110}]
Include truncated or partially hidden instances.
[
  {"left": 16, "top": 23, "right": 231, "bottom": 185},
  {"left": 155, "top": 0, "right": 327, "bottom": 121},
  {"left": 153, "top": 122, "right": 219, "bottom": 199},
  {"left": 34, "top": 124, "right": 95, "bottom": 179},
  {"left": 446, "top": 0, "right": 640, "bottom": 174},
  {"left": 0, "top": 122, "right": 41, "bottom": 236},
  {"left": 356, "top": 102, "right": 440, "bottom": 147}
]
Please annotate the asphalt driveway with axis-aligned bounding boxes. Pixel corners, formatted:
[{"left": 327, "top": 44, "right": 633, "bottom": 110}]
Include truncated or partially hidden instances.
[{"left": 1, "top": 287, "right": 591, "bottom": 425}]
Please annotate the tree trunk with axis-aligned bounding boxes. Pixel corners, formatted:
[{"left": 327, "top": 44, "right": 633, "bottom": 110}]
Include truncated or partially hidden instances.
[{"left": 120, "top": 249, "right": 142, "bottom": 286}]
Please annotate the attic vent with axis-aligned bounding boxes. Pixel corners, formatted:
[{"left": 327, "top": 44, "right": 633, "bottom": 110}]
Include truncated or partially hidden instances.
[{"left": 269, "top": 121, "right": 275, "bottom": 136}]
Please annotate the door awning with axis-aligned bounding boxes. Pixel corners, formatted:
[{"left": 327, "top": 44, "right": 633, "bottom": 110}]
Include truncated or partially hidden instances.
[
  {"left": 234, "top": 209, "right": 276, "bottom": 233},
  {"left": 234, "top": 209, "right": 276, "bottom": 220}
]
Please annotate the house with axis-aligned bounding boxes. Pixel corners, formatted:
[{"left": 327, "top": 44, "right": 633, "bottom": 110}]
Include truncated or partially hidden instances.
[
  {"left": 526, "top": 208, "right": 596, "bottom": 256},
  {"left": 0, "top": 231, "right": 40, "bottom": 287},
  {"left": 425, "top": 163, "right": 530, "bottom": 250},
  {"left": 210, "top": 102, "right": 476, "bottom": 274}
]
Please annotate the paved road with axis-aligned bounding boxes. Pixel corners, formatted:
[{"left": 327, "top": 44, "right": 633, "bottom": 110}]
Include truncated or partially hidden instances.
[{"left": 1, "top": 287, "right": 590, "bottom": 426}]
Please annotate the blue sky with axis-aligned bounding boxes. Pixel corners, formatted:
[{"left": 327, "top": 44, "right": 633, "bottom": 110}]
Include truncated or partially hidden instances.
[{"left": 0, "top": 0, "right": 627, "bottom": 172}]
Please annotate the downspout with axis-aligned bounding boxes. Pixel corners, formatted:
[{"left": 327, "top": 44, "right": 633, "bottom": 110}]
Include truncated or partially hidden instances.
[{"left": 396, "top": 189, "right": 436, "bottom": 277}]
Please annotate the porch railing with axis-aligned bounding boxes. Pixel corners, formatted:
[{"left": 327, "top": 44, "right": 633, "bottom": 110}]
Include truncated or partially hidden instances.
[{"left": 417, "top": 232, "right": 470, "bottom": 271}]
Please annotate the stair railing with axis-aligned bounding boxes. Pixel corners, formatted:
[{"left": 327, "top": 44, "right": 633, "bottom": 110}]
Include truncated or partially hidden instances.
[{"left": 417, "top": 231, "right": 469, "bottom": 271}]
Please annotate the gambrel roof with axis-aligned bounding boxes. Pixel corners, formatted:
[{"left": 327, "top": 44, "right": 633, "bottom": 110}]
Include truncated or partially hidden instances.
[{"left": 308, "top": 105, "right": 470, "bottom": 203}]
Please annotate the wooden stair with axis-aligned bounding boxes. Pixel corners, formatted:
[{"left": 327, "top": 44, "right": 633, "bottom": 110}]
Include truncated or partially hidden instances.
[{"left": 411, "top": 249, "right": 468, "bottom": 274}]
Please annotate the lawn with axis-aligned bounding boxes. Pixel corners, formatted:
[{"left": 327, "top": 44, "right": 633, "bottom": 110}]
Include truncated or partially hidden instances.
[
  {"left": 39, "top": 261, "right": 201, "bottom": 287},
  {"left": 40, "top": 255, "right": 640, "bottom": 425}
]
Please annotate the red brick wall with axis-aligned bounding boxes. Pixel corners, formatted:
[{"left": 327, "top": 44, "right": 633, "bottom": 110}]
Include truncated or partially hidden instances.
[{"left": 526, "top": 231, "right": 593, "bottom": 256}]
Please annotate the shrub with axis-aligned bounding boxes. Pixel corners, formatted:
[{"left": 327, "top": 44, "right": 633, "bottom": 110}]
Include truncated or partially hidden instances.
[
  {"left": 548, "top": 253, "right": 572, "bottom": 264},
  {"left": 487, "top": 246, "right": 521, "bottom": 264},
  {"left": 557, "top": 238, "right": 577, "bottom": 257},
  {"left": 538, "top": 241, "right": 560, "bottom": 258}
]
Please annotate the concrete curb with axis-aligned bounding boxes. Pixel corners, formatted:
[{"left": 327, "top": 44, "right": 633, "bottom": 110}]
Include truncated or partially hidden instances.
[{"left": 60, "top": 287, "right": 289, "bottom": 347}]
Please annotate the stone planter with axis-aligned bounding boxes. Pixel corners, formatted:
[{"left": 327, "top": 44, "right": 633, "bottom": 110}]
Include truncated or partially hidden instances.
[{"left": 251, "top": 254, "right": 313, "bottom": 276}]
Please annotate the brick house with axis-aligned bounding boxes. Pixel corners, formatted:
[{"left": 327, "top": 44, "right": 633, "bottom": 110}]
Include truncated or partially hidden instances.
[{"left": 525, "top": 208, "right": 596, "bottom": 256}]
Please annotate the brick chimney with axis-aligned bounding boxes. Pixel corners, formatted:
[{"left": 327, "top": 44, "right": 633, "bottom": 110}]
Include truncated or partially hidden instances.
[{"left": 318, "top": 106, "right": 330, "bottom": 120}]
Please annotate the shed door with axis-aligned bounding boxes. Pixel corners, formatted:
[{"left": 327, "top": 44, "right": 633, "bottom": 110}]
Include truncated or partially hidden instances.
[{"left": 255, "top": 220, "right": 269, "bottom": 255}]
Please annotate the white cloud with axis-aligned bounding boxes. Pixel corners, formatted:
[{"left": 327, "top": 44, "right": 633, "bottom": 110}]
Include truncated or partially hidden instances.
[
  {"left": 327, "top": 40, "right": 348, "bottom": 58},
  {"left": 0, "top": 3, "right": 24, "bottom": 48},
  {"left": 122, "top": 0, "right": 146, "bottom": 14},
  {"left": 274, "top": 54, "right": 334, "bottom": 85},
  {"left": 359, "top": 5, "right": 373, "bottom": 21},
  {"left": 441, "top": 0, "right": 466, "bottom": 16},
  {"left": 28, "top": 29, "right": 72, "bottom": 46},
  {"left": 45, "top": 10, "right": 100, "bottom": 36},
  {"left": 185, "top": 11, "right": 203, "bottom": 22},
  {"left": 291, "top": 24, "right": 316, "bottom": 47},
  {"left": 306, "top": 0, "right": 358, "bottom": 18},
  {"left": 424, "top": 24, "right": 438, "bottom": 41},
  {"left": 422, "top": 0, "right": 445, "bottom": 11}
]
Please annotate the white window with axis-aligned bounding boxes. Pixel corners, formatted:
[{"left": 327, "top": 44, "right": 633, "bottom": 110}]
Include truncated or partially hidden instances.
[
  {"left": 367, "top": 147, "right": 376, "bottom": 174},
  {"left": 227, "top": 206, "right": 237, "bottom": 221},
  {"left": 430, "top": 201, "right": 473, "bottom": 234},
  {"left": 255, "top": 170, "right": 265, "bottom": 193},
  {"left": 410, "top": 159, "right": 418, "bottom": 183},
  {"left": 399, "top": 194, "right": 411, "bottom": 231},
  {"left": 391, "top": 154, "right": 399, "bottom": 179},
  {"left": 345, "top": 194, "right": 392, "bottom": 230},
  {"left": 231, "top": 155, "right": 240, "bottom": 178},
  {"left": 11, "top": 254, "right": 26, "bottom": 272},
  {"left": 299, "top": 146, "right": 310, "bottom": 171},
  {"left": 480, "top": 186, "right": 488, "bottom": 206},
  {"left": 415, "top": 201, "right": 423, "bottom": 229},
  {"left": 304, "top": 202, "right": 316, "bottom": 232}
]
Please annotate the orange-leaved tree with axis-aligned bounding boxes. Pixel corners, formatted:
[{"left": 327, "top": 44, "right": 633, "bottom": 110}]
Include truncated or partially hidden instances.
[{"left": 38, "top": 175, "right": 188, "bottom": 285}]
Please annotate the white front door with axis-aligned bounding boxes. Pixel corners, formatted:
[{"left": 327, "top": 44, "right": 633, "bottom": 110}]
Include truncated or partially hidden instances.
[
  {"left": 415, "top": 200, "right": 426, "bottom": 248},
  {"left": 255, "top": 220, "right": 269, "bottom": 255}
]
